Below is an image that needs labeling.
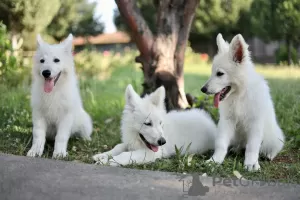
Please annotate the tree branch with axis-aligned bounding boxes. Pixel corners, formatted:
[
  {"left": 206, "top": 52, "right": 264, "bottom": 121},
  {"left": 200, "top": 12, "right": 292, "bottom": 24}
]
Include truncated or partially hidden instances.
[
  {"left": 175, "top": 0, "right": 199, "bottom": 108},
  {"left": 115, "top": 0, "right": 154, "bottom": 64},
  {"left": 175, "top": 0, "right": 199, "bottom": 76}
]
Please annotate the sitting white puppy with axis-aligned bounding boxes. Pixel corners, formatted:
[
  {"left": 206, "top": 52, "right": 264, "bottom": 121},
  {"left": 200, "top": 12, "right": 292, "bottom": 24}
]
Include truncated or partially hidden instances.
[
  {"left": 93, "top": 84, "right": 216, "bottom": 166},
  {"left": 27, "top": 34, "right": 93, "bottom": 158},
  {"left": 201, "top": 33, "right": 285, "bottom": 171}
]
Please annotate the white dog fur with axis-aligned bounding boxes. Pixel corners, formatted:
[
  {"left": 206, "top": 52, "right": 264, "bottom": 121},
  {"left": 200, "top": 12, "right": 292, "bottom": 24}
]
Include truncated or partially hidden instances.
[
  {"left": 93, "top": 84, "right": 217, "bottom": 166},
  {"left": 27, "top": 34, "right": 92, "bottom": 158},
  {"left": 201, "top": 33, "right": 285, "bottom": 171}
]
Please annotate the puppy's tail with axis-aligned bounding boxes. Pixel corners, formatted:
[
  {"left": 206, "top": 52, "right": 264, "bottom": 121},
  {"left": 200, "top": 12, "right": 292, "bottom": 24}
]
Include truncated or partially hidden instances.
[
  {"left": 78, "top": 110, "right": 93, "bottom": 140},
  {"left": 261, "top": 127, "right": 285, "bottom": 160}
]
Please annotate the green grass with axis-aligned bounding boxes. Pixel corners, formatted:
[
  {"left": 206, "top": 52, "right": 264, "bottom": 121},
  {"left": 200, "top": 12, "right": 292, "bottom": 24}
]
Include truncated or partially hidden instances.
[{"left": 0, "top": 62, "right": 300, "bottom": 183}]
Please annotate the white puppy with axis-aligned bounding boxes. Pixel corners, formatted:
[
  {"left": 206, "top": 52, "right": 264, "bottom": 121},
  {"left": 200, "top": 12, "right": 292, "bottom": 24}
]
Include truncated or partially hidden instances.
[
  {"left": 27, "top": 34, "right": 93, "bottom": 158},
  {"left": 201, "top": 33, "right": 285, "bottom": 171},
  {"left": 93, "top": 85, "right": 216, "bottom": 166}
]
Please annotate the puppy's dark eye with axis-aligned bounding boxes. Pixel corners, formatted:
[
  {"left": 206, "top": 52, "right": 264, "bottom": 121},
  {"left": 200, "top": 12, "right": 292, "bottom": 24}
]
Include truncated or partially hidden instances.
[
  {"left": 54, "top": 58, "right": 60, "bottom": 63},
  {"left": 160, "top": 121, "right": 162, "bottom": 125},
  {"left": 216, "top": 72, "right": 224, "bottom": 77},
  {"left": 144, "top": 122, "right": 152, "bottom": 126},
  {"left": 40, "top": 59, "right": 45, "bottom": 63}
]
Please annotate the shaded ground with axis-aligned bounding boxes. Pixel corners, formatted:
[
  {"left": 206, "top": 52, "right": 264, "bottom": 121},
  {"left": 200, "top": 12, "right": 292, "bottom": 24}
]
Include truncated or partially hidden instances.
[{"left": 1, "top": 153, "right": 299, "bottom": 200}]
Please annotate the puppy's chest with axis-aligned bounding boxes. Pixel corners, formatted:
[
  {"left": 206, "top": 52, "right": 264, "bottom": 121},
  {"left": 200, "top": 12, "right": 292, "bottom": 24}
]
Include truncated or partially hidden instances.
[
  {"left": 221, "top": 100, "right": 250, "bottom": 134},
  {"left": 37, "top": 93, "right": 71, "bottom": 119},
  {"left": 221, "top": 100, "right": 245, "bottom": 120}
]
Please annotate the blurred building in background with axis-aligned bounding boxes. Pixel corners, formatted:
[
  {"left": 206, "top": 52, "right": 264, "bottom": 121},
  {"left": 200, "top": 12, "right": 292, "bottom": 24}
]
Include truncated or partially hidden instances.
[{"left": 72, "top": 31, "right": 135, "bottom": 53}]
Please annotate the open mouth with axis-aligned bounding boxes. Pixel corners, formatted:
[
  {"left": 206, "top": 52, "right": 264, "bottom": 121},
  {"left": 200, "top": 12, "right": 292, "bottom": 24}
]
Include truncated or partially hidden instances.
[
  {"left": 214, "top": 86, "right": 231, "bottom": 108},
  {"left": 44, "top": 72, "right": 61, "bottom": 93},
  {"left": 139, "top": 133, "right": 159, "bottom": 152}
]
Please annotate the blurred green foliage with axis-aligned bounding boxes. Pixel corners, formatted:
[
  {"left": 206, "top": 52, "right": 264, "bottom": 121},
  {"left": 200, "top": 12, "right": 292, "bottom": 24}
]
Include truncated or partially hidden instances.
[
  {"left": 0, "top": 0, "right": 102, "bottom": 50},
  {"left": 0, "top": 22, "right": 23, "bottom": 86},
  {"left": 276, "top": 45, "right": 299, "bottom": 65}
]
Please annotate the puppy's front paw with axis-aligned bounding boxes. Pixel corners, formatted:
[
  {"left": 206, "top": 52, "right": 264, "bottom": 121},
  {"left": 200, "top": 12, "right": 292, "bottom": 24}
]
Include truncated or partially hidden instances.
[
  {"left": 27, "top": 143, "right": 44, "bottom": 157},
  {"left": 27, "top": 149, "right": 43, "bottom": 157},
  {"left": 244, "top": 152, "right": 260, "bottom": 171},
  {"left": 244, "top": 161, "right": 261, "bottom": 171},
  {"left": 206, "top": 156, "right": 223, "bottom": 164},
  {"left": 52, "top": 150, "right": 68, "bottom": 159},
  {"left": 107, "top": 159, "right": 121, "bottom": 167},
  {"left": 205, "top": 158, "right": 214, "bottom": 164},
  {"left": 107, "top": 154, "right": 131, "bottom": 166},
  {"left": 93, "top": 153, "right": 109, "bottom": 164}
]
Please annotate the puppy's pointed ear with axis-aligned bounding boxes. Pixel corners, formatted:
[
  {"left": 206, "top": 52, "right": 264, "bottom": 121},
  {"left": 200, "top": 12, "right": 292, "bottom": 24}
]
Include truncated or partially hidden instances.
[
  {"left": 125, "top": 84, "right": 140, "bottom": 110},
  {"left": 61, "top": 34, "right": 73, "bottom": 54},
  {"left": 216, "top": 33, "right": 229, "bottom": 53},
  {"left": 36, "top": 34, "right": 45, "bottom": 48},
  {"left": 229, "top": 34, "right": 249, "bottom": 64},
  {"left": 149, "top": 86, "right": 165, "bottom": 108}
]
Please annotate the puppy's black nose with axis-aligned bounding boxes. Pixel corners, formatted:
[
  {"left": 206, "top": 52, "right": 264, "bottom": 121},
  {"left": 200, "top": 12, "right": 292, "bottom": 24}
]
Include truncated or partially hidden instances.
[
  {"left": 157, "top": 137, "right": 166, "bottom": 146},
  {"left": 201, "top": 86, "right": 207, "bottom": 94},
  {"left": 42, "top": 70, "right": 51, "bottom": 78}
]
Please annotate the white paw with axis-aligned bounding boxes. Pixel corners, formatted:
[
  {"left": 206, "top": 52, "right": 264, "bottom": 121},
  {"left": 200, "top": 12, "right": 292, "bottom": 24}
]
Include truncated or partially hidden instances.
[
  {"left": 266, "top": 152, "right": 276, "bottom": 161},
  {"left": 107, "top": 154, "right": 131, "bottom": 166},
  {"left": 52, "top": 150, "right": 68, "bottom": 159},
  {"left": 244, "top": 151, "right": 260, "bottom": 171},
  {"left": 27, "top": 149, "right": 43, "bottom": 157},
  {"left": 206, "top": 156, "right": 223, "bottom": 164},
  {"left": 107, "top": 159, "right": 121, "bottom": 167},
  {"left": 93, "top": 153, "right": 109, "bottom": 164},
  {"left": 266, "top": 154, "right": 272, "bottom": 160},
  {"left": 27, "top": 143, "right": 44, "bottom": 157},
  {"left": 206, "top": 158, "right": 213, "bottom": 163},
  {"left": 244, "top": 161, "right": 261, "bottom": 171}
]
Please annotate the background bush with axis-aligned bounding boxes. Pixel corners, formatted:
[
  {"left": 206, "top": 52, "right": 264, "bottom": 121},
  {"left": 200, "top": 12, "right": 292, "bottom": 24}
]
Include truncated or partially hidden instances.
[
  {"left": 0, "top": 23, "right": 18, "bottom": 84},
  {"left": 0, "top": 23, "right": 31, "bottom": 87},
  {"left": 275, "top": 45, "right": 299, "bottom": 65},
  {"left": 74, "top": 49, "right": 137, "bottom": 80}
]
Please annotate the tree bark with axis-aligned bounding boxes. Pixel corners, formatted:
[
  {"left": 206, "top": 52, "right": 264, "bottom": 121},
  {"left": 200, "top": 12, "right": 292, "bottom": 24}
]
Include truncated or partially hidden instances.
[{"left": 115, "top": 0, "right": 199, "bottom": 111}]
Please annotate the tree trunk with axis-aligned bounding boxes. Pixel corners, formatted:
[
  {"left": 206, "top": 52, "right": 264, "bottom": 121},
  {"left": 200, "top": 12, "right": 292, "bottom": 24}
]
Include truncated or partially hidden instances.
[
  {"left": 286, "top": 38, "right": 291, "bottom": 66},
  {"left": 115, "top": 0, "right": 199, "bottom": 111}
]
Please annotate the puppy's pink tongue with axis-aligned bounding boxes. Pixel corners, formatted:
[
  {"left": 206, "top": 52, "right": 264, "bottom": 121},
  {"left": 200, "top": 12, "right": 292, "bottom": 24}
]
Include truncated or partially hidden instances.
[
  {"left": 214, "top": 92, "right": 221, "bottom": 108},
  {"left": 44, "top": 79, "right": 54, "bottom": 93},
  {"left": 149, "top": 144, "right": 159, "bottom": 152}
]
